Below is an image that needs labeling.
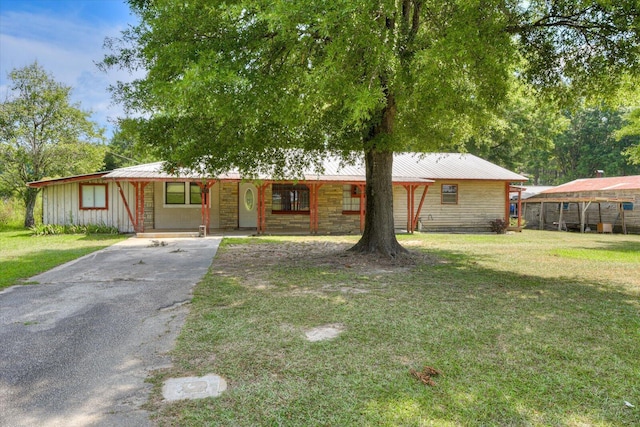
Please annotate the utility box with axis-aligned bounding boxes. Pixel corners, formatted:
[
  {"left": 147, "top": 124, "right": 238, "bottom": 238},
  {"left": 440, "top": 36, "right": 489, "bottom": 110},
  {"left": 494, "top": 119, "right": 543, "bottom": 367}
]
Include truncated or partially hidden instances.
[{"left": 597, "top": 223, "right": 613, "bottom": 233}]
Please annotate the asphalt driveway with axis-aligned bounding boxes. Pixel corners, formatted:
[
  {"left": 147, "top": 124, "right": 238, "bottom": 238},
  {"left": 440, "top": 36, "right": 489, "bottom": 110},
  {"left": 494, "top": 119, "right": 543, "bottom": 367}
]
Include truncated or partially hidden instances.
[{"left": 0, "top": 237, "right": 221, "bottom": 427}]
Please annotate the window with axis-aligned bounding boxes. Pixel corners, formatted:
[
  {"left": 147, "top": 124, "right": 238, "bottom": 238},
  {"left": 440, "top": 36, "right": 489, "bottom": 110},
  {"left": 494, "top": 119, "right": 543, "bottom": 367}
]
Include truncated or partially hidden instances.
[
  {"left": 165, "top": 182, "right": 186, "bottom": 204},
  {"left": 165, "top": 182, "right": 209, "bottom": 206},
  {"left": 272, "top": 184, "right": 309, "bottom": 213},
  {"left": 190, "top": 183, "right": 202, "bottom": 205},
  {"left": 80, "top": 184, "right": 108, "bottom": 209},
  {"left": 342, "top": 185, "right": 362, "bottom": 213},
  {"left": 441, "top": 184, "right": 458, "bottom": 204},
  {"left": 622, "top": 202, "right": 634, "bottom": 211}
]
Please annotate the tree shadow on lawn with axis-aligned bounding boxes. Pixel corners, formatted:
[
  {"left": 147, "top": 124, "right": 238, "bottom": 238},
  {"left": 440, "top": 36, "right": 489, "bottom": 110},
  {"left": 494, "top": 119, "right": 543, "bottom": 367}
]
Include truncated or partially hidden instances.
[
  {"left": 357, "top": 249, "right": 639, "bottom": 426},
  {"left": 155, "top": 241, "right": 640, "bottom": 426},
  {"left": 591, "top": 239, "right": 640, "bottom": 254}
]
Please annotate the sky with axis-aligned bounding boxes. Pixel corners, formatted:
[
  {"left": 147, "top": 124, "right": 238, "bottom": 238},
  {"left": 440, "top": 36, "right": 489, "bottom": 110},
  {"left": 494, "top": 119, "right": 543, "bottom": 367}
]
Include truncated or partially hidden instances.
[{"left": 0, "top": 0, "right": 140, "bottom": 138}]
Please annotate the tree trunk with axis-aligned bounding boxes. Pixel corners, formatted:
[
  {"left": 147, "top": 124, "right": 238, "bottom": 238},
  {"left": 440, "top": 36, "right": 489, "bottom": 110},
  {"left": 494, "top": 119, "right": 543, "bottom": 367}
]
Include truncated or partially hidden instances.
[
  {"left": 349, "top": 149, "right": 407, "bottom": 257},
  {"left": 23, "top": 187, "right": 39, "bottom": 228}
]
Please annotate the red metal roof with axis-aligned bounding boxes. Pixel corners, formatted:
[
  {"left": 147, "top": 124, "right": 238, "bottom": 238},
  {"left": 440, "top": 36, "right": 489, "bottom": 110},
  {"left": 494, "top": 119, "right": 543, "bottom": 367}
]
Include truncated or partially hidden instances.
[{"left": 541, "top": 176, "right": 640, "bottom": 194}]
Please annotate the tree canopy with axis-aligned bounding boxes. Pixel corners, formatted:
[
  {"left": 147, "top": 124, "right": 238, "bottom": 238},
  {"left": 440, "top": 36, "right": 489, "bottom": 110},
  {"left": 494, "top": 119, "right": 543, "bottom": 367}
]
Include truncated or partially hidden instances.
[
  {"left": 104, "top": 0, "right": 640, "bottom": 255},
  {"left": 0, "top": 62, "right": 105, "bottom": 227},
  {"left": 619, "top": 108, "right": 640, "bottom": 164}
]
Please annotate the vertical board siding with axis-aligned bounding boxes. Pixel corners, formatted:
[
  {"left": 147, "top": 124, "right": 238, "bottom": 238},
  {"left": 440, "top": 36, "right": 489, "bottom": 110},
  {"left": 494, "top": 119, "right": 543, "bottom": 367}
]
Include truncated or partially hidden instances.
[
  {"left": 393, "top": 181, "right": 507, "bottom": 232},
  {"left": 40, "top": 180, "right": 136, "bottom": 233}
]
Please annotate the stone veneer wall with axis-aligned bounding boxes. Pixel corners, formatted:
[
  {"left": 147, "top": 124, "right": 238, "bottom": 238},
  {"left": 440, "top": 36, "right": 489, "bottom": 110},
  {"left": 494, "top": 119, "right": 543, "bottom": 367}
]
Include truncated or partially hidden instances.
[
  {"left": 266, "top": 184, "right": 361, "bottom": 233},
  {"left": 264, "top": 184, "right": 310, "bottom": 231},
  {"left": 217, "top": 183, "right": 361, "bottom": 233},
  {"left": 144, "top": 183, "right": 154, "bottom": 230},
  {"left": 219, "top": 182, "right": 239, "bottom": 229},
  {"left": 316, "top": 185, "right": 361, "bottom": 233}
]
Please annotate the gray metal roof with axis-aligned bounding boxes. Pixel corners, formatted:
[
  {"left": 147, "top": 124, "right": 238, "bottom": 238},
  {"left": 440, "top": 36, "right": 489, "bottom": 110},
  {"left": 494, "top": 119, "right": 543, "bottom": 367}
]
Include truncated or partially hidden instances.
[
  {"left": 394, "top": 153, "right": 527, "bottom": 181},
  {"left": 95, "top": 153, "right": 527, "bottom": 183}
]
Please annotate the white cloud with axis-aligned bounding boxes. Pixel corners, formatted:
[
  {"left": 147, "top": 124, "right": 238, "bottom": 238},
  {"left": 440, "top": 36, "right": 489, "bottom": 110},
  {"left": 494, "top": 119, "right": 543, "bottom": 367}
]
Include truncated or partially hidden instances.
[{"left": 0, "top": 9, "right": 143, "bottom": 137}]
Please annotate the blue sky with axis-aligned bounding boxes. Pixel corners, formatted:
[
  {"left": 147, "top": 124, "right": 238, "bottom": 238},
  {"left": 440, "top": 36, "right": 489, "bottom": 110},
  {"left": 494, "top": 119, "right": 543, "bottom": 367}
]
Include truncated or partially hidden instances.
[{"left": 0, "top": 0, "right": 140, "bottom": 138}]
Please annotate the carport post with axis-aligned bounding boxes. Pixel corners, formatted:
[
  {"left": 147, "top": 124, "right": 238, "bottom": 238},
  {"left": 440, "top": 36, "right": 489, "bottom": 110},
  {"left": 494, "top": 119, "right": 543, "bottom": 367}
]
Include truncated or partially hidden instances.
[{"left": 558, "top": 203, "right": 564, "bottom": 231}]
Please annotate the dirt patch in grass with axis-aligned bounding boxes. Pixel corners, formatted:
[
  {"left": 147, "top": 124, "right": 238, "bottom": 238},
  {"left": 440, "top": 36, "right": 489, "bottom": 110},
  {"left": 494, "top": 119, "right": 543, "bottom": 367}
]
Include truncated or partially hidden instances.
[{"left": 213, "top": 240, "right": 439, "bottom": 278}]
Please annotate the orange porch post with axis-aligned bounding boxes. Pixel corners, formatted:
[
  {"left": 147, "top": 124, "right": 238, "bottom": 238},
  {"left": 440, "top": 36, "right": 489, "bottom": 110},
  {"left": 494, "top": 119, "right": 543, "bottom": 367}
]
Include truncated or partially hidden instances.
[
  {"left": 115, "top": 181, "right": 136, "bottom": 232},
  {"left": 119, "top": 181, "right": 149, "bottom": 233},
  {"left": 198, "top": 181, "right": 215, "bottom": 234},
  {"left": 308, "top": 183, "right": 323, "bottom": 234},
  {"left": 256, "top": 183, "right": 268, "bottom": 234},
  {"left": 504, "top": 182, "right": 511, "bottom": 223},
  {"left": 403, "top": 184, "right": 417, "bottom": 234},
  {"left": 412, "top": 184, "right": 429, "bottom": 231}
]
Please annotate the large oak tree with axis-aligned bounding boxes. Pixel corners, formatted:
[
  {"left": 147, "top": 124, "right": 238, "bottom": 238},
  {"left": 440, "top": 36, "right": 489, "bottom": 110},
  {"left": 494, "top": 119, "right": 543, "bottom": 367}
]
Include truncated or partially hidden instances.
[{"left": 104, "top": 0, "right": 640, "bottom": 256}]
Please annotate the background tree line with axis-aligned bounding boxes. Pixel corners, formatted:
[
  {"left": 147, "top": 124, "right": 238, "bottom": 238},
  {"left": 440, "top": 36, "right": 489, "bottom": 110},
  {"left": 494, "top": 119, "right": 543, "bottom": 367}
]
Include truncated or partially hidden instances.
[
  {"left": 468, "top": 89, "right": 640, "bottom": 185},
  {"left": 2, "top": 66, "right": 640, "bottom": 228}
]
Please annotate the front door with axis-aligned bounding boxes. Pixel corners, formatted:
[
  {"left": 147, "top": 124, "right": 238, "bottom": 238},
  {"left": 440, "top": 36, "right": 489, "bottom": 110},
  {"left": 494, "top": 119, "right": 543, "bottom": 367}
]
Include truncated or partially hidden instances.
[{"left": 238, "top": 183, "right": 258, "bottom": 228}]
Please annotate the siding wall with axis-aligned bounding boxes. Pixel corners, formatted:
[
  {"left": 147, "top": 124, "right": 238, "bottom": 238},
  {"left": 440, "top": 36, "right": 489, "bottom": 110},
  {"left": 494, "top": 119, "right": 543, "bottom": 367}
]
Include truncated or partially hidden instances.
[
  {"left": 41, "top": 179, "right": 511, "bottom": 234},
  {"left": 393, "top": 180, "right": 508, "bottom": 232},
  {"left": 524, "top": 189, "right": 640, "bottom": 234},
  {"left": 41, "top": 180, "right": 136, "bottom": 233}
]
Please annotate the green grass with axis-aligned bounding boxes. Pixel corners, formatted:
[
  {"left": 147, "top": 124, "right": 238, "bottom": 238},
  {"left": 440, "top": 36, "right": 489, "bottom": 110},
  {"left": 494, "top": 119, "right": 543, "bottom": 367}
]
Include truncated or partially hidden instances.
[
  {"left": 147, "top": 231, "right": 640, "bottom": 426},
  {"left": 0, "top": 229, "right": 127, "bottom": 289}
]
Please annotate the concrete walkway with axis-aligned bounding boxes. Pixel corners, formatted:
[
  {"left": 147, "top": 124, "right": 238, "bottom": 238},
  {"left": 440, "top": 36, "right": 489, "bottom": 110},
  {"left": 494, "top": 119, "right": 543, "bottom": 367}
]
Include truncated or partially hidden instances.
[{"left": 0, "top": 237, "right": 221, "bottom": 427}]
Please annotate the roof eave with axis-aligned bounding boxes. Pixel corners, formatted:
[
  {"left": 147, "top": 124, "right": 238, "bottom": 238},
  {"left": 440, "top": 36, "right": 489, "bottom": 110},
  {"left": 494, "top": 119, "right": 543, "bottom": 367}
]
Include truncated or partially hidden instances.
[{"left": 27, "top": 172, "right": 109, "bottom": 188}]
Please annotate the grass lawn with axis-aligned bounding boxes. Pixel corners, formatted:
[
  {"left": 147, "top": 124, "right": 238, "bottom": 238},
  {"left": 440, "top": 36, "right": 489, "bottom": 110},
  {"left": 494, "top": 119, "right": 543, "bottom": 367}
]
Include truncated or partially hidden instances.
[
  {"left": 147, "top": 230, "right": 640, "bottom": 426},
  {"left": 0, "top": 229, "right": 127, "bottom": 290}
]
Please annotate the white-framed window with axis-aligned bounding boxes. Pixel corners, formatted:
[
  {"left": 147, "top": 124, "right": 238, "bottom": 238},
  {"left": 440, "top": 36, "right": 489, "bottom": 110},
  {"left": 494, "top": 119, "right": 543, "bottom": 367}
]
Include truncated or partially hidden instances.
[
  {"left": 80, "top": 183, "right": 108, "bottom": 210},
  {"left": 164, "top": 182, "right": 207, "bottom": 207}
]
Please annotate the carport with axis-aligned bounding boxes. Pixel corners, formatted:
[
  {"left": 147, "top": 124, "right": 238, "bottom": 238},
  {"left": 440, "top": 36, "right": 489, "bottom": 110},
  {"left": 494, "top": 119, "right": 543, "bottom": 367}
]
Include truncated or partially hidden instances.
[{"left": 523, "top": 196, "right": 634, "bottom": 234}]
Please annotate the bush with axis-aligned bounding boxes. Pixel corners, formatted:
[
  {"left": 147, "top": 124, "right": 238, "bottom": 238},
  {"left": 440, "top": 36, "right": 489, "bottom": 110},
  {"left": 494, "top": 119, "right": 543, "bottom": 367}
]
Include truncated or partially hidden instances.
[
  {"left": 489, "top": 218, "right": 509, "bottom": 234},
  {"left": 510, "top": 217, "right": 526, "bottom": 228},
  {"left": 30, "top": 223, "right": 119, "bottom": 236}
]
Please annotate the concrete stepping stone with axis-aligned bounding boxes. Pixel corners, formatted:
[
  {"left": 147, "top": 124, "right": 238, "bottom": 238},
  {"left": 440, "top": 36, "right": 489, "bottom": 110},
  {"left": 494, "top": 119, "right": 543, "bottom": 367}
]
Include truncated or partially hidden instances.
[
  {"left": 305, "top": 324, "right": 344, "bottom": 342},
  {"left": 162, "top": 374, "right": 227, "bottom": 401}
]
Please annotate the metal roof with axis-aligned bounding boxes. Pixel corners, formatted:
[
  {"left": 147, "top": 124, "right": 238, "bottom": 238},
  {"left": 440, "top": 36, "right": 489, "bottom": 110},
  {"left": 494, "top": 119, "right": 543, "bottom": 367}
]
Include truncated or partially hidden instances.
[
  {"left": 103, "top": 153, "right": 525, "bottom": 182},
  {"left": 27, "top": 172, "right": 109, "bottom": 188},
  {"left": 29, "top": 152, "right": 526, "bottom": 187},
  {"left": 540, "top": 176, "right": 640, "bottom": 194},
  {"left": 392, "top": 153, "right": 527, "bottom": 181}
]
